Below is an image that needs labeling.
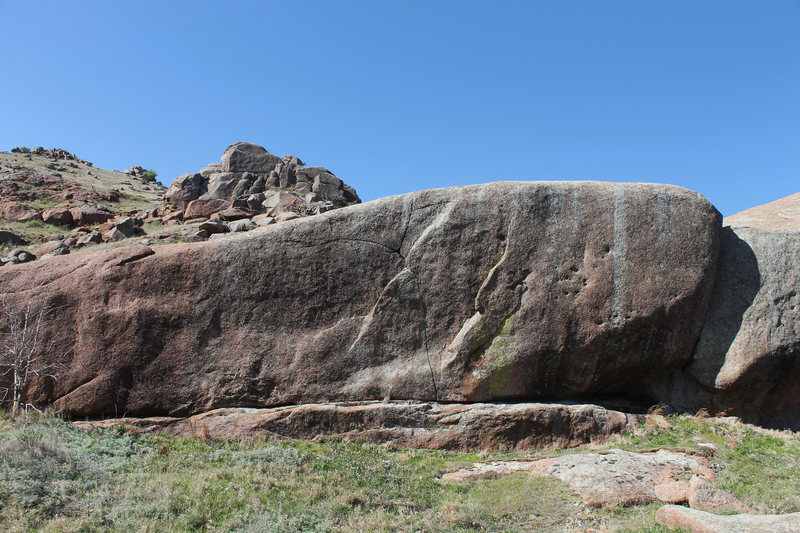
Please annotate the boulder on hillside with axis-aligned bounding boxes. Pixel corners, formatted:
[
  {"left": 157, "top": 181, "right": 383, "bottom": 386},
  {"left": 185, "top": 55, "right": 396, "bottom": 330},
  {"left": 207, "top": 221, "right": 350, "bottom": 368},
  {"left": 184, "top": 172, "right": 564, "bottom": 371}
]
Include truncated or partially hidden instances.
[
  {"left": 42, "top": 206, "right": 74, "bottom": 226},
  {"left": 0, "top": 201, "right": 42, "bottom": 223},
  {"left": 184, "top": 198, "right": 231, "bottom": 220},
  {"left": 164, "top": 173, "right": 207, "bottom": 210},
  {"left": 0, "top": 182, "right": 720, "bottom": 418},
  {"left": 0, "top": 230, "right": 28, "bottom": 247},
  {"left": 69, "top": 205, "right": 114, "bottom": 225}
]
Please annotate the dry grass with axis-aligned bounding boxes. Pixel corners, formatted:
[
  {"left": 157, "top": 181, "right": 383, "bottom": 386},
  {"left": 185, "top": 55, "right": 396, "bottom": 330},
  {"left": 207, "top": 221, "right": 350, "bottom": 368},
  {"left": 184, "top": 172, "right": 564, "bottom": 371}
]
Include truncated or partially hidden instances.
[{"left": 0, "top": 410, "right": 797, "bottom": 532}]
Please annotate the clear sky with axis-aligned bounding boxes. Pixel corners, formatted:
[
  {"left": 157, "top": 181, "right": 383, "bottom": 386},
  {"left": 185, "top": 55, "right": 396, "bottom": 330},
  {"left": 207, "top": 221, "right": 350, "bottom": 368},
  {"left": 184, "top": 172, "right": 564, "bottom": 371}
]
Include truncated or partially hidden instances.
[{"left": 1, "top": 1, "right": 798, "bottom": 216}]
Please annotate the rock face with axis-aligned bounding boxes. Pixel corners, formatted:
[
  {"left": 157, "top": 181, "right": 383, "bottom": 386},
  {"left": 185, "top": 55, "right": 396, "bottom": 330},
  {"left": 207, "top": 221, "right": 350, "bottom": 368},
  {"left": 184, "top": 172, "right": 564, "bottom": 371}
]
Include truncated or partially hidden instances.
[
  {"left": 74, "top": 401, "right": 640, "bottom": 451},
  {"left": 648, "top": 226, "right": 800, "bottom": 429},
  {"left": 0, "top": 181, "right": 721, "bottom": 418},
  {"left": 694, "top": 227, "right": 800, "bottom": 426},
  {"left": 164, "top": 142, "right": 361, "bottom": 214},
  {"left": 724, "top": 191, "right": 800, "bottom": 230}
]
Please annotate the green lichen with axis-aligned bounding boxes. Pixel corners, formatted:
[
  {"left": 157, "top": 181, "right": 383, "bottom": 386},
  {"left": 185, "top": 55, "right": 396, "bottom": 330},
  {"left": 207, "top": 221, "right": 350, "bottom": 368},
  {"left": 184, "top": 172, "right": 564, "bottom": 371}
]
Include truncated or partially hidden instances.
[{"left": 474, "top": 315, "right": 516, "bottom": 396}]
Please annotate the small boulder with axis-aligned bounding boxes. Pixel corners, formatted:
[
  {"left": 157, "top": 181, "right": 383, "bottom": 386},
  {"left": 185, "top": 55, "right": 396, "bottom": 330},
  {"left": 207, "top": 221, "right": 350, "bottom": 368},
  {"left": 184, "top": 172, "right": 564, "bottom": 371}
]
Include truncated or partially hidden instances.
[
  {"left": 229, "top": 219, "right": 256, "bottom": 233},
  {"left": 76, "top": 230, "right": 103, "bottom": 246},
  {"left": 114, "top": 217, "right": 135, "bottom": 233},
  {"left": 184, "top": 199, "right": 231, "bottom": 220},
  {"left": 42, "top": 207, "right": 74, "bottom": 226},
  {"left": 40, "top": 242, "right": 70, "bottom": 258},
  {"left": 0, "top": 230, "right": 28, "bottom": 246},
  {"left": 198, "top": 219, "right": 229, "bottom": 236},
  {"left": 164, "top": 173, "right": 206, "bottom": 209},
  {"left": 214, "top": 207, "right": 252, "bottom": 221},
  {"left": 262, "top": 192, "right": 306, "bottom": 217},
  {"left": 246, "top": 193, "right": 266, "bottom": 212},
  {"left": 0, "top": 201, "right": 42, "bottom": 223},
  {"left": 104, "top": 228, "right": 127, "bottom": 242},
  {"left": 5, "top": 249, "right": 36, "bottom": 263},
  {"left": 252, "top": 215, "right": 276, "bottom": 226},
  {"left": 70, "top": 205, "right": 114, "bottom": 225},
  {"left": 275, "top": 212, "right": 302, "bottom": 223},
  {"left": 38, "top": 241, "right": 69, "bottom": 256}
]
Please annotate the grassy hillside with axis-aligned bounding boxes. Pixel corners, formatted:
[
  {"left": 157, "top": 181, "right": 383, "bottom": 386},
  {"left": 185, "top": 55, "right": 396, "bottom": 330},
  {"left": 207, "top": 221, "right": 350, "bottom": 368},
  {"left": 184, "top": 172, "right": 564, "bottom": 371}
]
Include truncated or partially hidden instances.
[
  {"left": 0, "top": 149, "right": 164, "bottom": 209},
  {"left": 0, "top": 411, "right": 797, "bottom": 532}
]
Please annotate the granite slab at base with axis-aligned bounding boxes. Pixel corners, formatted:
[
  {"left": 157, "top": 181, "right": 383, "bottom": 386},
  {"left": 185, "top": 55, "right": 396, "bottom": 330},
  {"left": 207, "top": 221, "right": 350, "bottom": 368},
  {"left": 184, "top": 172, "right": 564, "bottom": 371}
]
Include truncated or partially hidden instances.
[{"left": 74, "top": 401, "right": 642, "bottom": 451}]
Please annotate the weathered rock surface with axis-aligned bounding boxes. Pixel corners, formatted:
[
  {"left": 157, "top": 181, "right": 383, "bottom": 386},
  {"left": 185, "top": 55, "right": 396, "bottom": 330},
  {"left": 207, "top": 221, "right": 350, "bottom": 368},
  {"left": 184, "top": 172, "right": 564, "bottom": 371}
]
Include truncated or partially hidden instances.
[
  {"left": 656, "top": 505, "right": 800, "bottom": 533},
  {"left": 74, "top": 401, "right": 640, "bottom": 451},
  {"left": 0, "top": 181, "right": 720, "bottom": 418},
  {"left": 725, "top": 191, "right": 800, "bottom": 231},
  {"left": 69, "top": 204, "right": 114, "bottom": 225},
  {"left": 443, "top": 449, "right": 727, "bottom": 507},
  {"left": 649, "top": 226, "right": 800, "bottom": 429},
  {"left": 0, "top": 201, "right": 42, "bottom": 223}
]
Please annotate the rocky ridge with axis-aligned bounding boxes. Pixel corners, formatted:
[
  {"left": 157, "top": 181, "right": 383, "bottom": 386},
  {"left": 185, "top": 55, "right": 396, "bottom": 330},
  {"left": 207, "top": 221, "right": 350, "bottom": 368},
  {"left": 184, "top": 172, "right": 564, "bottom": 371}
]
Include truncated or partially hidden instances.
[
  {"left": 0, "top": 142, "right": 361, "bottom": 266},
  {"left": 164, "top": 142, "right": 361, "bottom": 229}
]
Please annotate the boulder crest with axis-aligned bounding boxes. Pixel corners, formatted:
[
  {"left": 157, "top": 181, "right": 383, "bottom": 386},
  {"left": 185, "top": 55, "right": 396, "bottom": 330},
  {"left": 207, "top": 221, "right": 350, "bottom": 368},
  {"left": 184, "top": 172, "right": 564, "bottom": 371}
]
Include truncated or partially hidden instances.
[{"left": 164, "top": 142, "right": 361, "bottom": 214}]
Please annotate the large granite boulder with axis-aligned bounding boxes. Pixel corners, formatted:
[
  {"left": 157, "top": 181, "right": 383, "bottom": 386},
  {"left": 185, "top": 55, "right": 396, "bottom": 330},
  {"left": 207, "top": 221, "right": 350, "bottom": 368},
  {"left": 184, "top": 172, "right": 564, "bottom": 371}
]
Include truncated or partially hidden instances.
[
  {"left": 0, "top": 182, "right": 720, "bottom": 417},
  {"left": 220, "top": 142, "right": 282, "bottom": 173},
  {"left": 651, "top": 226, "right": 800, "bottom": 429}
]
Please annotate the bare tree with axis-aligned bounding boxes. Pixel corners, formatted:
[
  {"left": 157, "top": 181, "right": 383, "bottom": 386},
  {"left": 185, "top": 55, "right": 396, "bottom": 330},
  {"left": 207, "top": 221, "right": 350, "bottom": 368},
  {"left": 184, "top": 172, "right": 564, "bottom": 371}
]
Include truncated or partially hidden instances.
[{"left": 0, "top": 296, "right": 67, "bottom": 417}]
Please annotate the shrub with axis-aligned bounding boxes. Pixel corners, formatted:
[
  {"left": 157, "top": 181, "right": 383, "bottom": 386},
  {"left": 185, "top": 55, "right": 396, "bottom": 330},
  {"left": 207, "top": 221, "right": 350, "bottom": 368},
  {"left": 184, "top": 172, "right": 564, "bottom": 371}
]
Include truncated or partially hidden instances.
[{"left": 0, "top": 415, "right": 135, "bottom": 516}]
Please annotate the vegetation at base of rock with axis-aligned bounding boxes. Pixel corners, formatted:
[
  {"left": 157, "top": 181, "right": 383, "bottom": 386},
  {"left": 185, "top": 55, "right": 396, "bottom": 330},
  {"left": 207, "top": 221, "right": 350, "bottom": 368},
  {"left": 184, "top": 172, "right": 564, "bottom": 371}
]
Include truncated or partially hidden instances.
[
  {"left": 0, "top": 411, "right": 797, "bottom": 532},
  {"left": 620, "top": 412, "right": 800, "bottom": 514}
]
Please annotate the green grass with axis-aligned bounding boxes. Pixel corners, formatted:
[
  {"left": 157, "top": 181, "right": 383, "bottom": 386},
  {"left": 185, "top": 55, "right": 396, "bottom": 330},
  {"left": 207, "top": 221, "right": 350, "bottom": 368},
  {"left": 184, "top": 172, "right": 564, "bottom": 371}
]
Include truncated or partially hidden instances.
[
  {"left": 0, "top": 219, "right": 69, "bottom": 255},
  {"left": 19, "top": 195, "right": 65, "bottom": 211},
  {"left": 0, "top": 411, "right": 798, "bottom": 531}
]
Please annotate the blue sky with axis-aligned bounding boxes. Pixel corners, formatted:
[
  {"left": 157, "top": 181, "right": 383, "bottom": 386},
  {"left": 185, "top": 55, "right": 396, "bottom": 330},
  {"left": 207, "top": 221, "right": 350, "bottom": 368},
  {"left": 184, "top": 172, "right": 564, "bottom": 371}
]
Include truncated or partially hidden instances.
[{"left": 1, "top": 1, "right": 798, "bottom": 216}]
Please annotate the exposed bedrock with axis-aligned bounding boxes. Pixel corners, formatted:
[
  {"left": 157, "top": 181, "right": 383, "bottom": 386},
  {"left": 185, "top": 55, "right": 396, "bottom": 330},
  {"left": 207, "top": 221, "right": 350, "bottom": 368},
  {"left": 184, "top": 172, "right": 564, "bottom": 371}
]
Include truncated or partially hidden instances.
[
  {"left": 74, "top": 401, "right": 641, "bottom": 451},
  {"left": 0, "top": 181, "right": 721, "bottom": 417},
  {"left": 647, "top": 226, "right": 800, "bottom": 429}
]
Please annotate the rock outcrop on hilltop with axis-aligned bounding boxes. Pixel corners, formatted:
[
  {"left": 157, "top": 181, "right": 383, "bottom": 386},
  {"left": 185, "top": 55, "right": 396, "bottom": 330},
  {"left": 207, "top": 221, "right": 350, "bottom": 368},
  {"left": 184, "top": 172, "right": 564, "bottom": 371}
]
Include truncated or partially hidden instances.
[
  {"left": 1, "top": 182, "right": 720, "bottom": 419},
  {"left": 164, "top": 142, "right": 361, "bottom": 222},
  {"left": 0, "top": 143, "right": 361, "bottom": 265}
]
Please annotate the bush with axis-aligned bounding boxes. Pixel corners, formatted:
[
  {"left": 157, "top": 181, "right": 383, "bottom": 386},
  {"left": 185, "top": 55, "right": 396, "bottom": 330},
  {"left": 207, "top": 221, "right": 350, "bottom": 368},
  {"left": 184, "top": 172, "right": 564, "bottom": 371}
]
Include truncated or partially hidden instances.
[
  {"left": 0, "top": 415, "right": 135, "bottom": 516},
  {"left": 12, "top": 146, "right": 31, "bottom": 153},
  {"left": 142, "top": 169, "right": 158, "bottom": 182}
]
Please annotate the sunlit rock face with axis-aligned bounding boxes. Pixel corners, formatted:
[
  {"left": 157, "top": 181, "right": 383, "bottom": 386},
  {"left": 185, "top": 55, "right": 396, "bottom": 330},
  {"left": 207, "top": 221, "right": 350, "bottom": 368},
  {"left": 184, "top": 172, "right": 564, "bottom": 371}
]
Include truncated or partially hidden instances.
[{"left": 1, "top": 181, "right": 720, "bottom": 419}]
